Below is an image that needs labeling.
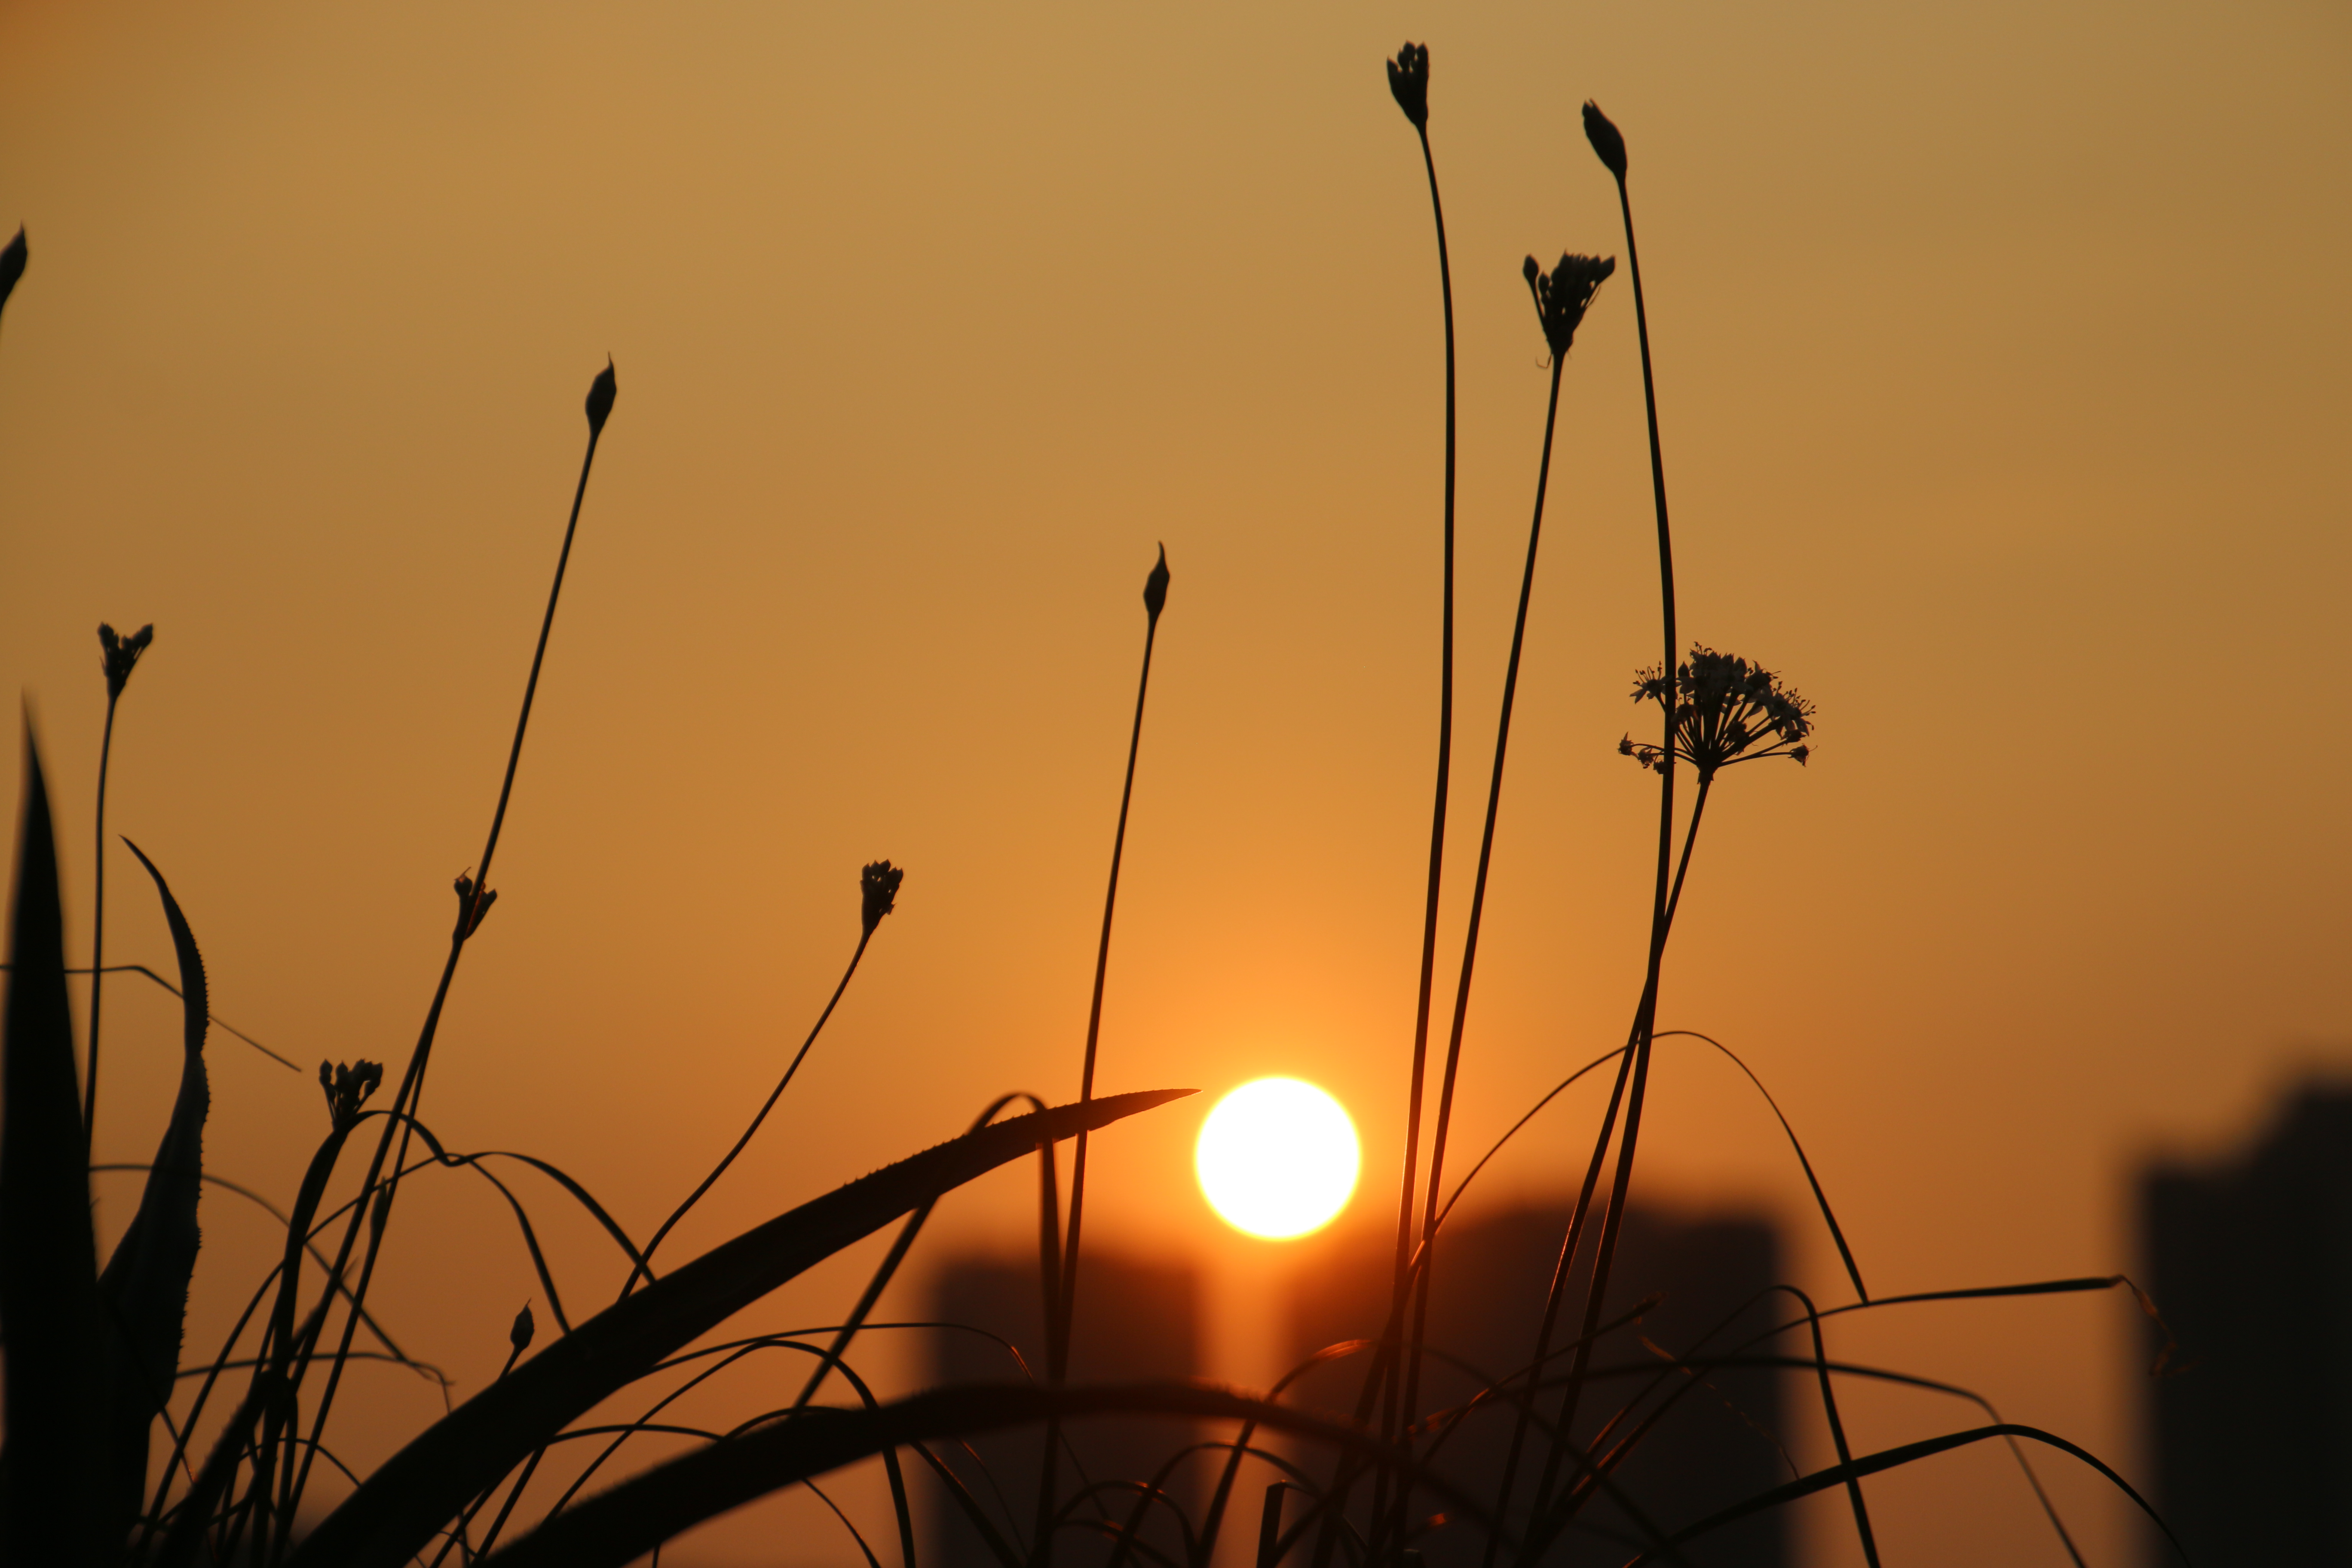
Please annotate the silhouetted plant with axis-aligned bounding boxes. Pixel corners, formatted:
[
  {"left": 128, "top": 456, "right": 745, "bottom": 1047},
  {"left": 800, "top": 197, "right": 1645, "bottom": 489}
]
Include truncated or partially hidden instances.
[
  {"left": 1040, "top": 543, "right": 1173, "bottom": 1567},
  {"left": 0, "top": 49, "right": 2196, "bottom": 1568},
  {"left": 85, "top": 620, "right": 154, "bottom": 1143},
  {"left": 1388, "top": 245, "right": 1613, "bottom": 1563}
]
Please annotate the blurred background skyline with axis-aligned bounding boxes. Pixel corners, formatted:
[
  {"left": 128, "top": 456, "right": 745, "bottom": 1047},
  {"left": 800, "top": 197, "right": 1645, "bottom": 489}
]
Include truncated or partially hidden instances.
[{"left": 3, "top": 0, "right": 2349, "bottom": 1562}]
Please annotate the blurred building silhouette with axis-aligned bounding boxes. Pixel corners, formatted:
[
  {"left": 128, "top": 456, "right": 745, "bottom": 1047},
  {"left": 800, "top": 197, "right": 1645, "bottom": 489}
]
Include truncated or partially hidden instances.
[
  {"left": 1281, "top": 1203, "right": 1788, "bottom": 1568},
  {"left": 2141, "top": 1081, "right": 2352, "bottom": 1566},
  {"left": 925, "top": 1250, "right": 1205, "bottom": 1568}
]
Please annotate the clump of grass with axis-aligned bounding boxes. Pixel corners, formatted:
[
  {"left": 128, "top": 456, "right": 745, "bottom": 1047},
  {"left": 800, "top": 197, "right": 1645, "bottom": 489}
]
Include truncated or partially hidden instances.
[{"left": 0, "top": 49, "right": 2197, "bottom": 1568}]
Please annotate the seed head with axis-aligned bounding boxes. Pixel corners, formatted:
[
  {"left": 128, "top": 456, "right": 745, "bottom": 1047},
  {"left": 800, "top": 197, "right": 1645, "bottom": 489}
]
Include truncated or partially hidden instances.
[
  {"left": 1583, "top": 101, "right": 1628, "bottom": 181},
  {"left": 509, "top": 1302, "right": 536, "bottom": 1354},
  {"left": 453, "top": 870, "right": 498, "bottom": 939},
  {"left": 1143, "top": 544, "right": 1171, "bottom": 624},
  {"left": 1522, "top": 253, "right": 1614, "bottom": 359},
  {"left": 1623, "top": 644, "right": 1814, "bottom": 783},
  {"left": 318, "top": 1059, "right": 384, "bottom": 1133},
  {"left": 0, "top": 227, "right": 25, "bottom": 318},
  {"left": 861, "top": 859, "right": 904, "bottom": 938},
  {"left": 586, "top": 358, "right": 618, "bottom": 438},
  {"left": 1386, "top": 43, "right": 1430, "bottom": 130},
  {"left": 98, "top": 623, "right": 154, "bottom": 701}
]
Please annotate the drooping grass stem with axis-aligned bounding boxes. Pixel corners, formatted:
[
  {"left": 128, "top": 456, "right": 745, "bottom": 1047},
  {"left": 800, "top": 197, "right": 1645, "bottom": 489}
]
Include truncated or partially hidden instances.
[
  {"left": 622, "top": 926, "right": 880, "bottom": 1299},
  {"left": 1037, "top": 547, "right": 1170, "bottom": 1567},
  {"left": 270, "top": 365, "right": 616, "bottom": 1546}
]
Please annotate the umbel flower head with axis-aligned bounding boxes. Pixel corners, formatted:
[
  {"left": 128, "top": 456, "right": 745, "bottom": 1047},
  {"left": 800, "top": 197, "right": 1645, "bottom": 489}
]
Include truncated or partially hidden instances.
[
  {"left": 861, "top": 859, "right": 904, "bottom": 938},
  {"left": 1620, "top": 644, "right": 1813, "bottom": 783},
  {"left": 98, "top": 622, "right": 153, "bottom": 700},
  {"left": 1386, "top": 42, "right": 1430, "bottom": 129},
  {"left": 1522, "top": 253, "right": 1615, "bottom": 359}
]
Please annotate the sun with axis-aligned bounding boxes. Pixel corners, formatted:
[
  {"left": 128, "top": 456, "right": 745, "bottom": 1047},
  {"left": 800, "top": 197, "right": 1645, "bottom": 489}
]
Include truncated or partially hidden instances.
[{"left": 1195, "top": 1078, "right": 1361, "bottom": 1240}]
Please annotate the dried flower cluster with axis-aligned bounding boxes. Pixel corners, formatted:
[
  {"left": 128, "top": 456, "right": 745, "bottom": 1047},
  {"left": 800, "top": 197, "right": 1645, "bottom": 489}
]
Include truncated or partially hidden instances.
[
  {"left": 1522, "top": 252, "right": 1615, "bottom": 359},
  {"left": 98, "top": 622, "right": 153, "bottom": 700},
  {"left": 1385, "top": 42, "right": 1430, "bottom": 129},
  {"left": 452, "top": 870, "right": 498, "bottom": 938},
  {"left": 860, "top": 859, "right": 904, "bottom": 938},
  {"left": 1621, "top": 644, "right": 1814, "bottom": 782},
  {"left": 318, "top": 1059, "right": 383, "bottom": 1132}
]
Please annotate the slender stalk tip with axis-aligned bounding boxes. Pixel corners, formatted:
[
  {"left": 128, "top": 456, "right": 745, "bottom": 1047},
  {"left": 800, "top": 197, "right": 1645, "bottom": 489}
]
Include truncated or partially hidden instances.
[
  {"left": 1385, "top": 43, "right": 1430, "bottom": 129},
  {"left": 585, "top": 356, "right": 618, "bottom": 436},
  {"left": 0, "top": 226, "right": 24, "bottom": 315},
  {"left": 97, "top": 622, "right": 154, "bottom": 699},
  {"left": 508, "top": 1301, "right": 536, "bottom": 1354},
  {"left": 1583, "top": 100, "right": 1628, "bottom": 180},
  {"left": 860, "top": 859, "right": 904, "bottom": 937},
  {"left": 1142, "top": 543, "right": 1170, "bottom": 623}
]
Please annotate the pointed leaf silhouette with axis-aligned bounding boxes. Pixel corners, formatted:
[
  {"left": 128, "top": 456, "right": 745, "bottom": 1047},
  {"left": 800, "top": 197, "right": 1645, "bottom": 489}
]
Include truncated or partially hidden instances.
[
  {"left": 478, "top": 1382, "right": 1498, "bottom": 1568},
  {"left": 95, "top": 839, "right": 210, "bottom": 1531},
  {"left": 288, "top": 1087, "right": 1193, "bottom": 1568},
  {"left": 0, "top": 728, "right": 107, "bottom": 1565}
]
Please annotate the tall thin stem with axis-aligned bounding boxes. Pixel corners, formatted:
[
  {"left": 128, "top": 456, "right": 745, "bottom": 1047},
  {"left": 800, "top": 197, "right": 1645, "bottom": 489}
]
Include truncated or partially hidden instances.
[
  {"left": 1370, "top": 107, "right": 1460, "bottom": 1527},
  {"left": 84, "top": 691, "right": 119, "bottom": 1142},
  {"left": 1323, "top": 104, "right": 1456, "bottom": 1568},
  {"left": 271, "top": 376, "right": 614, "bottom": 1544},
  {"left": 1391, "top": 346, "right": 1568, "bottom": 1551},
  {"left": 1037, "top": 552, "right": 1168, "bottom": 1566},
  {"left": 1519, "top": 163, "right": 1679, "bottom": 1550}
]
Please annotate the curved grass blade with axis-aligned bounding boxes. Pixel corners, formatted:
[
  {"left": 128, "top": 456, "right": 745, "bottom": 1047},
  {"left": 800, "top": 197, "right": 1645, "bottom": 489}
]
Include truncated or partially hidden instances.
[
  {"left": 1654, "top": 1031, "right": 1865, "bottom": 1301},
  {"left": 0, "top": 726, "right": 108, "bottom": 1566},
  {"left": 912, "top": 1440, "right": 1027, "bottom": 1568},
  {"left": 288, "top": 1088, "right": 1190, "bottom": 1568},
  {"left": 479, "top": 1382, "right": 1496, "bottom": 1568},
  {"left": 1610, "top": 1422, "right": 2185, "bottom": 1567},
  {"left": 95, "top": 839, "right": 211, "bottom": 1529}
]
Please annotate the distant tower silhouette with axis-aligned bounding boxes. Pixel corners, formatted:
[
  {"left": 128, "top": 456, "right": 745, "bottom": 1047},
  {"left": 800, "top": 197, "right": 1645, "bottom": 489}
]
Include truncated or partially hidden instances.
[
  {"left": 1282, "top": 1203, "right": 1788, "bottom": 1568},
  {"left": 2141, "top": 1081, "right": 2352, "bottom": 1566},
  {"left": 925, "top": 1249, "right": 1205, "bottom": 1568}
]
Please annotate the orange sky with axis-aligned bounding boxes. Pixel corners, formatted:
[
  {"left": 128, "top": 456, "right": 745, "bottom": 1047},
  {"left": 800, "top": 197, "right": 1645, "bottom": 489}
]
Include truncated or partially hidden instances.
[{"left": 3, "top": 0, "right": 2349, "bottom": 1563}]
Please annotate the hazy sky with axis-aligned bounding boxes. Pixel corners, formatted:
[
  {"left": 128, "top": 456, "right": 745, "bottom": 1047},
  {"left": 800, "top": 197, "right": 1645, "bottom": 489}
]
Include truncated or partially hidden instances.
[{"left": 3, "top": 0, "right": 2348, "bottom": 1563}]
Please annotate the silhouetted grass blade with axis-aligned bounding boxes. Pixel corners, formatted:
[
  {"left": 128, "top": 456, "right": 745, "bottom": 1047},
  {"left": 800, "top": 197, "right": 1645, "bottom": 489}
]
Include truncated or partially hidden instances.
[
  {"left": 0, "top": 728, "right": 107, "bottom": 1565},
  {"left": 1605, "top": 1423, "right": 2184, "bottom": 1567},
  {"left": 480, "top": 1383, "right": 1492, "bottom": 1568},
  {"left": 0, "top": 228, "right": 24, "bottom": 320},
  {"left": 94, "top": 840, "right": 211, "bottom": 1532},
  {"left": 288, "top": 1088, "right": 1193, "bottom": 1568}
]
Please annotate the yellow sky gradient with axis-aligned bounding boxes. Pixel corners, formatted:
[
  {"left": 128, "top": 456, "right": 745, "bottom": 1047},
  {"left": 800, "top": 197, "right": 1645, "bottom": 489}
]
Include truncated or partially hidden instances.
[{"left": 3, "top": 0, "right": 2349, "bottom": 1562}]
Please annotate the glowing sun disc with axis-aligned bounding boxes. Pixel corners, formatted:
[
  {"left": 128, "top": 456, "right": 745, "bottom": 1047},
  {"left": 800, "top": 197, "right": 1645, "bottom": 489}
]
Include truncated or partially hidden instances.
[{"left": 1196, "top": 1078, "right": 1360, "bottom": 1239}]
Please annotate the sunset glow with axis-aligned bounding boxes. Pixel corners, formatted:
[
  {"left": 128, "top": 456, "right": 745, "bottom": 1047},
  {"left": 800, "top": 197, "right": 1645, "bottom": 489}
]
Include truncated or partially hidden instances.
[{"left": 1196, "top": 1078, "right": 1360, "bottom": 1239}]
